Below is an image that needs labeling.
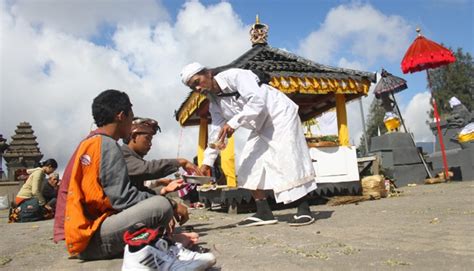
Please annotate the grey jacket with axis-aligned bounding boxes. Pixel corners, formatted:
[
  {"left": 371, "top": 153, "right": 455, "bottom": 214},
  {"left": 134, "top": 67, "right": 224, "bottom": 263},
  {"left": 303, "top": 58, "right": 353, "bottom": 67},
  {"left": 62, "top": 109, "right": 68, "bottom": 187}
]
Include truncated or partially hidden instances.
[{"left": 121, "top": 144, "right": 180, "bottom": 193}]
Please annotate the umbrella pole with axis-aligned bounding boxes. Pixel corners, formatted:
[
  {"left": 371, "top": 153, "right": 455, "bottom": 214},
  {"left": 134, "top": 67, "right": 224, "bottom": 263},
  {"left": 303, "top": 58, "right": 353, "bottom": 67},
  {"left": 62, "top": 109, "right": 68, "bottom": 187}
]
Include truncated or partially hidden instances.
[
  {"left": 427, "top": 70, "right": 450, "bottom": 180},
  {"left": 390, "top": 91, "right": 408, "bottom": 133},
  {"left": 391, "top": 91, "right": 433, "bottom": 179}
]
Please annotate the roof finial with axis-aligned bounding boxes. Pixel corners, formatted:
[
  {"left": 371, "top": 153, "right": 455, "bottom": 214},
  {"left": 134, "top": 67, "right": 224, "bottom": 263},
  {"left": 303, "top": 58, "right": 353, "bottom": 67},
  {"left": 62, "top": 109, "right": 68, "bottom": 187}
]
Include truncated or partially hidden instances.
[
  {"left": 250, "top": 14, "right": 268, "bottom": 46},
  {"left": 416, "top": 27, "right": 422, "bottom": 37}
]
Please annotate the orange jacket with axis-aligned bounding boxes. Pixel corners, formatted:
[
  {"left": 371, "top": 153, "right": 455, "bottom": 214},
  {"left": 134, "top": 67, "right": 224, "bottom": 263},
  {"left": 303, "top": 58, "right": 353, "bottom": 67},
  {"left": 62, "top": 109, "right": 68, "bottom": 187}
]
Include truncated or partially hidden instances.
[{"left": 62, "top": 133, "right": 153, "bottom": 256}]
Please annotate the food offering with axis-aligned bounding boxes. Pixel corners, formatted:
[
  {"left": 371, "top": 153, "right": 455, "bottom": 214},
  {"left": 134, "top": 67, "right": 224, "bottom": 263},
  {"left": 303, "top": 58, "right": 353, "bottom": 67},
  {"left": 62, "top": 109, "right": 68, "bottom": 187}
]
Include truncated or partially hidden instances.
[
  {"left": 306, "top": 135, "right": 339, "bottom": 148},
  {"left": 182, "top": 175, "right": 215, "bottom": 185}
]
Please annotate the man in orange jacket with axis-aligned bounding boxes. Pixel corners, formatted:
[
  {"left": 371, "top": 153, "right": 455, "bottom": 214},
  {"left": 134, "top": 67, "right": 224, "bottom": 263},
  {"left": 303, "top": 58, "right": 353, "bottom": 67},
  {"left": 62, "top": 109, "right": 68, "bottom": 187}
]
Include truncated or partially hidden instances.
[
  {"left": 54, "top": 89, "right": 174, "bottom": 259},
  {"left": 53, "top": 90, "right": 216, "bottom": 270}
]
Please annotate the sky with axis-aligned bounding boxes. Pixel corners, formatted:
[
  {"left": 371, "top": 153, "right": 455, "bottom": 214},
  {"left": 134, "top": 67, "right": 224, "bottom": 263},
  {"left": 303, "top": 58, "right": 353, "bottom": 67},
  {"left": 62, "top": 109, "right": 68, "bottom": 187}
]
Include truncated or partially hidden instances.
[{"left": 1, "top": 0, "right": 473, "bottom": 174}]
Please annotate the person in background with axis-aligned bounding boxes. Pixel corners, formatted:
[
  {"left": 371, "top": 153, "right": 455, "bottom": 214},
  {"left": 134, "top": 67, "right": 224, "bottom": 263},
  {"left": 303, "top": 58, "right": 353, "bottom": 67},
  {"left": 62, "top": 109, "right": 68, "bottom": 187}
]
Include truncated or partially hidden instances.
[
  {"left": 42, "top": 172, "right": 60, "bottom": 211},
  {"left": 53, "top": 89, "right": 215, "bottom": 270},
  {"left": 181, "top": 62, "right": 317, "bottom": 227},
  {"left": 13, "top": 159, "right": 58, "bottom": 222}
]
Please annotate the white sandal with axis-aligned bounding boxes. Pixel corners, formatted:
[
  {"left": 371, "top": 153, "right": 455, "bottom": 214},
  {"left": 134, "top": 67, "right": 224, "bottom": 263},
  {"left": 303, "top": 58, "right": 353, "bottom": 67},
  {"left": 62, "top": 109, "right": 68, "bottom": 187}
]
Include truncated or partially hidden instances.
[
  {"left": 236, "top": 216, "right": 278, "bottom": 227},
  {"left": 288, "top": 215, "right": 315, "bottom": 227}
]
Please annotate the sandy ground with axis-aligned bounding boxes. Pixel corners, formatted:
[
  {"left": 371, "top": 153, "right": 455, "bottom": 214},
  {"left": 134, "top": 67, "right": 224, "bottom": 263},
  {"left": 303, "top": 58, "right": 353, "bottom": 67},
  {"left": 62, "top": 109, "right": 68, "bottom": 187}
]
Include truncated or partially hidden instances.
[{"left": 0, "top": 181, "right": 473, "bottom": 271}]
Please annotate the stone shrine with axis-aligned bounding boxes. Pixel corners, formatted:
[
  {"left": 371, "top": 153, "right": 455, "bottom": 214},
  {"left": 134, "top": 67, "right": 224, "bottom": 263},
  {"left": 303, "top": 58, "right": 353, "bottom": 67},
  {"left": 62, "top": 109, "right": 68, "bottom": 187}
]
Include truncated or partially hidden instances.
[
  {"left": 428, "top": 108, "right": 474, "bottom": 181},
  {"left": 370, "top": 132, "right": 428, "bottom": 186},
  {"left": 2, "top": 122, "right": 43, "bottom": 182}
]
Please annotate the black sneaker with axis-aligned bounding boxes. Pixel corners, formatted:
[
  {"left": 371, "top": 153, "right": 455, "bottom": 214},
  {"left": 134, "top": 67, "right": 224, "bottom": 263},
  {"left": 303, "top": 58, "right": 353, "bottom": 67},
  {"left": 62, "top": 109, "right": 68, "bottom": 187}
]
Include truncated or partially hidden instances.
[{"left": 288, "top": 215, "right": 315, "bottom": 227}]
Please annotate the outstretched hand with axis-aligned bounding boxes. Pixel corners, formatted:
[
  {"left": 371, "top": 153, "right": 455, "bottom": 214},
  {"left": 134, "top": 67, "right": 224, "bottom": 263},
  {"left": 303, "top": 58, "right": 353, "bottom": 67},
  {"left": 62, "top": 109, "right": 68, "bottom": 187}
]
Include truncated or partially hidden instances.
[
  {"left": 178, "top": 159, "right": 204, "bottom": 176},
  {"left": 199, "top": 165, "right": 212, "bottom": 176},
  {"left": 160, "top": 179, "right": 185, "bottom": 195},
  {"left": 218, "top": 123, "right": 235, "bottom": 140},
  {"left": 156, "top": 178, "right": 173, "bottom": 187}
]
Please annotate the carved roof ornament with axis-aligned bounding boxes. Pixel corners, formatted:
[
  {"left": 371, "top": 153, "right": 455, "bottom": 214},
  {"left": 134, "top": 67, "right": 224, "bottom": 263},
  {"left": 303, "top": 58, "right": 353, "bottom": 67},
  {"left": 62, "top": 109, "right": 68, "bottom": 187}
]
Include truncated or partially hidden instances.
[{"left": 250, "top": 14, "right": 269, "bottom": 46}]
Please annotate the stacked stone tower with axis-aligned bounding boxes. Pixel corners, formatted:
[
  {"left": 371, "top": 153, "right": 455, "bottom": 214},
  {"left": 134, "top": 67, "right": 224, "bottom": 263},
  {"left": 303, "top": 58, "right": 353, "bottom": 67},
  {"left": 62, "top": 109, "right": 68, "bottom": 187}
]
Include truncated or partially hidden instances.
[{"left": 3, "top": 122, "right": 43, "bottom": 181}]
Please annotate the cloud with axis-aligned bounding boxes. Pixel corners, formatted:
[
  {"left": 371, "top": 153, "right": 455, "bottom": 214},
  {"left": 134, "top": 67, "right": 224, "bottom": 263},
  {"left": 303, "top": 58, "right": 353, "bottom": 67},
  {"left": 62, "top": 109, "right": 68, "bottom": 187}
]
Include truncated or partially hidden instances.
[
  {"left": 337, "top": 57, "right": 365, "bottom": 71},
  {"left": 402, "top": 91, "right": 433, "bottom": 142},
  {"left": 0, "top": 0, "right": 251, "bottom": 174},
  {"left": 1, "top": 9, "right": 145, "bottom": 169},
  {"left": 297, "top": 3, "right": 412, "bottom": 66},
  {"left": 6, "top": 0, "right": 170, "bottom": 38},
  {"left": 295, "top": 3, "right": 422, "bottom": 147}
]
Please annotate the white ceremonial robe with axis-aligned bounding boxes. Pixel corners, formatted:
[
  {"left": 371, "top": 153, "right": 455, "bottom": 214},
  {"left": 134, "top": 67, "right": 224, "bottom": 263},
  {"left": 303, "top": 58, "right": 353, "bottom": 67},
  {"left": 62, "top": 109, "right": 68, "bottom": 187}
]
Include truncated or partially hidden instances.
[{"left": 202, "top": 68, "right": 316, "bottom": 204}]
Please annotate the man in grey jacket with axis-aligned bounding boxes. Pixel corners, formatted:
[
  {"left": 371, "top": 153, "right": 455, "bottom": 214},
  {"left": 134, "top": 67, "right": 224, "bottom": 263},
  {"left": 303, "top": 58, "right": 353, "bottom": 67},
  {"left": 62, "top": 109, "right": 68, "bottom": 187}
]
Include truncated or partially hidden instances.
[{"left": 121, "top": 117, "right": 201, "bottom": 224}]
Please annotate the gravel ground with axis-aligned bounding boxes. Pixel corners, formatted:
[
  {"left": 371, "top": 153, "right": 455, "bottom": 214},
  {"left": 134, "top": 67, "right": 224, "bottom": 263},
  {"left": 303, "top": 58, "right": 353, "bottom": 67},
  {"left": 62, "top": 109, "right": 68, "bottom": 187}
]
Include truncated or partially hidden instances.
[{"left": 1, "top": 181, "right": 473, "bottom": 271}]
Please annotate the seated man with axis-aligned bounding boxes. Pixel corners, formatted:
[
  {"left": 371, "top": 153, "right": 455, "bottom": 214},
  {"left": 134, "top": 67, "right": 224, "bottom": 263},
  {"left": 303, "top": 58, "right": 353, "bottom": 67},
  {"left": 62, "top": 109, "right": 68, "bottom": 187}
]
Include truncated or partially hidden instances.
[
  {"left": 122, "top": 117, "right": 201, "bottom": 246},
  {"left": 121, "top": 117, "right": 199, "bottom": 196},
  {"left": 53, "top": 89, "right": 215, "bottom": 270}
]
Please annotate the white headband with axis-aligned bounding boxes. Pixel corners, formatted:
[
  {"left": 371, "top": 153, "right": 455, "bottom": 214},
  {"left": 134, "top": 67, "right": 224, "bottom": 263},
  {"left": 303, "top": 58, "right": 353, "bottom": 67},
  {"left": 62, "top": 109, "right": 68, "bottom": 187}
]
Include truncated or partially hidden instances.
[{"left": 180, "top": 62, "right": 205, "bottom": 85}]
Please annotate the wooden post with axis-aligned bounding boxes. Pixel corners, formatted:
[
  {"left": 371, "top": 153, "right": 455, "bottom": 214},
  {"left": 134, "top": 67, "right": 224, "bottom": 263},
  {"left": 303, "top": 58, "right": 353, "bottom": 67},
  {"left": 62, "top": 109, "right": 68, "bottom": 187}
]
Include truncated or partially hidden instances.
[
  {"left": 197, "top": 117, "right": 208, "bottom": 166},
  {"left": 335, "top": 94, "right": 349, "bottom": 146}
]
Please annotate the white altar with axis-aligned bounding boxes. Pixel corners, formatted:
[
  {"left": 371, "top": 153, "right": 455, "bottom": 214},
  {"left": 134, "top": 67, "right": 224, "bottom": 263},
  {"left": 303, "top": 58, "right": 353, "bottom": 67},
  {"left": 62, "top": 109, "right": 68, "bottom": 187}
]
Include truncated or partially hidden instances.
[{"left": 310, "top": 146, "right": 359, "bottom": 184}]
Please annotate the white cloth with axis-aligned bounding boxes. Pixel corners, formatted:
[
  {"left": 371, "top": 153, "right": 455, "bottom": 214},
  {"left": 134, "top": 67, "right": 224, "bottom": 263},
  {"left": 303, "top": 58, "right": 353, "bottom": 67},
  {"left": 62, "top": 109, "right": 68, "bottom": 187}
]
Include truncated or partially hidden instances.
[
  {"left": 460, "top": 122, "right": 474, "bottom": 136},
  {"left": 202, "top": 68, "right": 316, "bottom": 204},
  {"left": 384, "top": 111, "right": 399, "bottom": 122},
  {"left": 449, "top": 96, "right": 462, "bottom": 108},
  {"left": 180, "top": 62, "right": 205, "bottom": 85}
]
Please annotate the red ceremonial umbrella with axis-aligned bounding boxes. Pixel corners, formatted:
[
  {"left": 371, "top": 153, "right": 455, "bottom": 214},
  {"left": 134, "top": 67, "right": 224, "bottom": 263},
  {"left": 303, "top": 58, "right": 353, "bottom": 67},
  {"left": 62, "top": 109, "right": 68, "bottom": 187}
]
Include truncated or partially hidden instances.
[{"left": 401, "top": 28, "right": 456, "bottom": 180}]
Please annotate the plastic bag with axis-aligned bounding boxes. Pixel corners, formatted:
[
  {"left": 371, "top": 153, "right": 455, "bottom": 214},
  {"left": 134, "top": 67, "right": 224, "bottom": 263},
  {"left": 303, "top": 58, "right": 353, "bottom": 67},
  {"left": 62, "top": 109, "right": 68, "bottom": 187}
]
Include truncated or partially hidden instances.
[{"left": 0, "top": 195, "right": 9, "bottom": 210}]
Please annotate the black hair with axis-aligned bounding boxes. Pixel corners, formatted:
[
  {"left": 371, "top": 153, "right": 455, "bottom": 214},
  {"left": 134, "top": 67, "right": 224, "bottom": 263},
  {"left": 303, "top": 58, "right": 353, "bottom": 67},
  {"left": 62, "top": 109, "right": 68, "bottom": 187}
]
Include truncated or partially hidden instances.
[
  {"left": 92, "top": 89, "right": 133, "bottom": 127},
  {"left": 39, "top": 158, "right": 58, "bottom": 169}
]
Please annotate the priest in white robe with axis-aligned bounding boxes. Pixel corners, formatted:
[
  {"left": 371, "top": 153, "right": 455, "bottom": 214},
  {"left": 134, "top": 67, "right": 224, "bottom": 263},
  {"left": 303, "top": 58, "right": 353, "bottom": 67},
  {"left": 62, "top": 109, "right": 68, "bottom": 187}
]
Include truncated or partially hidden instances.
[{"left": 180, "top": 62, "right": 317, "bottom": 227}]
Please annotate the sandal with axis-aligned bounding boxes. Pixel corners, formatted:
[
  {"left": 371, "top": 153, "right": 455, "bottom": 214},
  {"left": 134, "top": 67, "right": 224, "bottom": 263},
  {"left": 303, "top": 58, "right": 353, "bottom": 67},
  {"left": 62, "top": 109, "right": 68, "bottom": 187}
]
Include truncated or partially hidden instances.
[
  {"left": 236, "top": 216, "right": 278, "bottom": 227},
  {"left": 288, "top": 215, "right": 315, "bottom": 227}
]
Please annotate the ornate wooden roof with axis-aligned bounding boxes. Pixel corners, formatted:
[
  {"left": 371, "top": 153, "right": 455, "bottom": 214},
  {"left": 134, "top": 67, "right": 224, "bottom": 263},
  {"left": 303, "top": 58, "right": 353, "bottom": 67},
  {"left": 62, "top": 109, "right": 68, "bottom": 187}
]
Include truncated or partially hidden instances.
[{"left": 176, "top": 25, "right": 376, "bottom": 126}]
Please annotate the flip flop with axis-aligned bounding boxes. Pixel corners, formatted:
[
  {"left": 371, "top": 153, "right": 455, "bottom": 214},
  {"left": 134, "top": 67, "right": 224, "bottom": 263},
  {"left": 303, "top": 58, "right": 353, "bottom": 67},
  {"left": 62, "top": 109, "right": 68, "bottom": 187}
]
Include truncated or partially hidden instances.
[
  {"left": 236, "top": 216, "right": 278, "bottom": 227},
  {"left": 288, "top": 215, "right": 315, "bottom": 227}
]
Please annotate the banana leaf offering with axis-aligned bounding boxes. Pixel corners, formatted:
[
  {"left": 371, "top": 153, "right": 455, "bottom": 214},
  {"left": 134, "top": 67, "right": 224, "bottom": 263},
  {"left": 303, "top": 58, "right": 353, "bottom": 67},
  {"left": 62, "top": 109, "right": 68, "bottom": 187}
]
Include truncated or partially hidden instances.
[{"left": 306, "top": 135, "right": 339, "bottom": 147}]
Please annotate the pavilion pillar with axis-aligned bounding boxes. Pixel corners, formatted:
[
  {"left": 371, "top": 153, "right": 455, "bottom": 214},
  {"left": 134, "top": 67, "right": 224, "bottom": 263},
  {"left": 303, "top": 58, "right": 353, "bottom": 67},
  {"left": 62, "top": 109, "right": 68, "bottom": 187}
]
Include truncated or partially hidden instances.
[
  {"left": 197, "top": 118, "right": 208, "bottom": 166},
  {"left": 335, "top": 94, "right": 350, "bottom": 146}
]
